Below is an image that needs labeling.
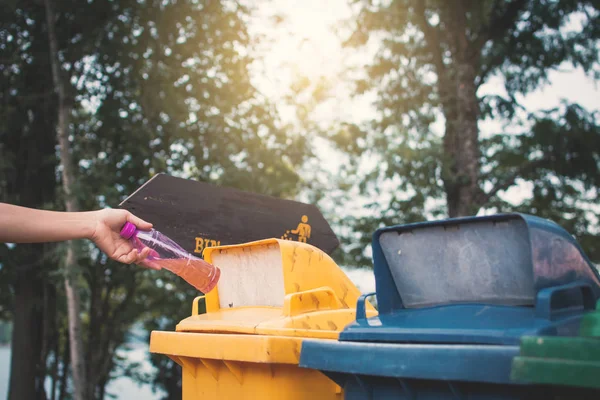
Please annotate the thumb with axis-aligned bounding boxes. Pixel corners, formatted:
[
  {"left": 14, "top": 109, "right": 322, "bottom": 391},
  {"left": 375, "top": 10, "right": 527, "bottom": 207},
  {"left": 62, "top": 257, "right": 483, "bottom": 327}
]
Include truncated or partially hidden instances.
[{"left": 126, "top": 212, "right": 153, "bottom": 231}]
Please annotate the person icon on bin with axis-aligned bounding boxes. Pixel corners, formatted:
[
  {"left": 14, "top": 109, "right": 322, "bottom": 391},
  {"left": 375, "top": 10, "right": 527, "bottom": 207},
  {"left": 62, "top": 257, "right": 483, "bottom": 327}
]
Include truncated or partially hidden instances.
[{"left": 291, "top": 215, "right": 311, "bottom": 243}]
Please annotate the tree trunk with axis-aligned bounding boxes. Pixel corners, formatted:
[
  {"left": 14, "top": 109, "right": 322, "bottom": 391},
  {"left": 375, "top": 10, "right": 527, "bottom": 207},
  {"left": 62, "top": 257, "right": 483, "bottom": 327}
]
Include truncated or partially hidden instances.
[
  {"left": 98, "top": 379, "right": 106, "bottom": 400},
  {"left": 43, "top": 1, "right": 88, "bottom": 399},
  {"left": 8, "top": 265, "right": 44, "bottom": 400},
  {"left": 86, "top": 267, "right": 102, "bottom": 398},
  {"left": 443, "top": 2, "right": 481, "bottom": 217},
  {"left": 453, "top": 61, "right": 480, "bottom": 217},
  {"left": 440, "top": 75, "right": 460, "bottom": 216},
  {"left": 63, "top": 248, "right": 87, "bottom": 400},
  {"left": 5, "top": 19, "right": 58, "bottom": 397},
  {"left": 58, "top": 326, "right": 70, "bottom": 400},
  {"left": 50, "top": 325, "right": 60, "bottom": 400},
  {"left": 40, "top": 283, "right": 56, "bottom": 382}
]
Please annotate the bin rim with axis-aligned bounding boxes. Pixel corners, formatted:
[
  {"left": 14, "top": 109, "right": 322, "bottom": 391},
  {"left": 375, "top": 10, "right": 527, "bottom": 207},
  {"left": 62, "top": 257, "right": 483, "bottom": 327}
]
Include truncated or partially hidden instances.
[{"left": 299, "top": 339, "right": 520, "bottom": 385}]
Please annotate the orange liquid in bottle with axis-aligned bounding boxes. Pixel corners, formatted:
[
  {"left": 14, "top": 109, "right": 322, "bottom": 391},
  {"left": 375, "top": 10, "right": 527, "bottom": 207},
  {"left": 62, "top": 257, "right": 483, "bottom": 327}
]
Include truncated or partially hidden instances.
[{"left": 157, "top": 257, "right": 221, "bottom": 293}]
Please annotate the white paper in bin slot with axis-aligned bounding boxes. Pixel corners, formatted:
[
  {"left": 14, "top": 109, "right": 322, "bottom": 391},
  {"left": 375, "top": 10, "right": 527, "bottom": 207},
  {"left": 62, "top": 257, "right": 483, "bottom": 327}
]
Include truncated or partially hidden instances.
[{"left": 210, "top": 243, "right": 285, "bottom": 309}]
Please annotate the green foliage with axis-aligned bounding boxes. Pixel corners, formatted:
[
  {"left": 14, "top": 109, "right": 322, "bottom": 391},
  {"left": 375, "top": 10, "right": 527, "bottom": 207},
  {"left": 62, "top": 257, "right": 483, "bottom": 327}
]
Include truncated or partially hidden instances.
[
  {"left": 1, "top": 2, "right": 63, "bottom": 397},
  {"left": 489, "top": 103, "right": 600, "bottom": 262},
  {"left": 328, "top": 0, "right": 600, "bottom": 267},
  {"left": 2, "top": 0, "right": 310, "bottom": 398}
]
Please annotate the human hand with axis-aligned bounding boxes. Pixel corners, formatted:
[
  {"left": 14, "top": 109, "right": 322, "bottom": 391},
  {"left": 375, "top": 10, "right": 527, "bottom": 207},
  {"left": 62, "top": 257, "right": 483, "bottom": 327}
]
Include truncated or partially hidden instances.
[{"left": 89, "top": 208, "right": 158, "bottom": 269}]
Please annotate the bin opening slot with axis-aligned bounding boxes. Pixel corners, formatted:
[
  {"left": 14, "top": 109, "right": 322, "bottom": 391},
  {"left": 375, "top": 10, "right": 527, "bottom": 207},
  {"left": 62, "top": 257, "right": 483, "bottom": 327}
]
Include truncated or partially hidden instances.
[{"left": 211, "top": 243, "right": 285, "bottom": 308}]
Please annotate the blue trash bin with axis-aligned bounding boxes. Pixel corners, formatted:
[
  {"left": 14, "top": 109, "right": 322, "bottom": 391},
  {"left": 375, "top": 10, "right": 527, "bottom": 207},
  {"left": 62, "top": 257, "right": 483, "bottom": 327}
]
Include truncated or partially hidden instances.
[{"left": 300, "top": 213, "right": 600, "bottom": 399}]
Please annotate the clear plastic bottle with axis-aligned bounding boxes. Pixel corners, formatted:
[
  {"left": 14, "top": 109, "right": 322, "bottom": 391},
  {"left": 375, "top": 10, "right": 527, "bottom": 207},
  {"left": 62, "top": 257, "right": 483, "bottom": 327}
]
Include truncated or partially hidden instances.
[{"left": 119, "top": 222, "right": 221, "bottom": 293}]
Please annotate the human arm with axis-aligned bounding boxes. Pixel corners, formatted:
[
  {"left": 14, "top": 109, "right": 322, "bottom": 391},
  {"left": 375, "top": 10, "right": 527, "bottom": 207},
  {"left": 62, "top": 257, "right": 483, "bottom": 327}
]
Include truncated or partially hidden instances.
[{"left": 0, "top": 203, "right": 155, "bottom": 266}]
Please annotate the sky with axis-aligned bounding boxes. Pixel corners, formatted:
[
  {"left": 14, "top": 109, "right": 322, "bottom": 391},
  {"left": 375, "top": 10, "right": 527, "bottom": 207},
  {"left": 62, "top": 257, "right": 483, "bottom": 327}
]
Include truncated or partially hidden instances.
[
  {"left": 247, "top": 0, "right": 600, "bottom": 212},
  {"left": 249, "top": 0, "right": 599, "bottom": 119}
]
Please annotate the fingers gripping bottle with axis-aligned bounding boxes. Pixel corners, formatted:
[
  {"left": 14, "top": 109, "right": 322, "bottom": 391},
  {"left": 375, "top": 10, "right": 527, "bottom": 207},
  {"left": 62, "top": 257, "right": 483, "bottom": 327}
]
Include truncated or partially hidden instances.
[{"left": 120, "top": 222, "right": 221, "bottom": 293}]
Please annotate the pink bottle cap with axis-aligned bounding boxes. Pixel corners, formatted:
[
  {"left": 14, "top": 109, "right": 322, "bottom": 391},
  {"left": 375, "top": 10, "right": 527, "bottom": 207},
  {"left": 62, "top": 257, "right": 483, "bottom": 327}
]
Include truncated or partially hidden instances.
[{"left": 120, "top": 222, "right": 137, "bottom": 239}]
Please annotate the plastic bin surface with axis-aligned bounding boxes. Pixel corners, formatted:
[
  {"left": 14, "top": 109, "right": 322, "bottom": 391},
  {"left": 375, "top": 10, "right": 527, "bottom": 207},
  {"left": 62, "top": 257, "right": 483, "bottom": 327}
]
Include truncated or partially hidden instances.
[
  {"left": 149, "top": 238, "right": 376, "bottom": 400},
  {"left": 300, "top": 214, "right": 600, "bottom": 399},
  {"left": 341, "top": 213, "right": 600, "bottom": 345}
]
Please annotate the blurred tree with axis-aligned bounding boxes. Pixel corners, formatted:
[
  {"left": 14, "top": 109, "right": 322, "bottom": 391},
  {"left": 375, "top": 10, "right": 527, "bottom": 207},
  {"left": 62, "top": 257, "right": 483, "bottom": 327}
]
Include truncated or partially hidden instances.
[
  {"left": 69, "top": 1, "right": 309, "bottom": 395},
  {"left": 329, "top": 0, "right": 600, "bottom": 266},
  {"left": 2, "top": 0, "right": 309, "bottom": 399},
  {"left": 44, "top": 0, "right": 88, "bottom": 397},
  {"left": 0, "top": 1, "right": 60, "bottom": 398}
]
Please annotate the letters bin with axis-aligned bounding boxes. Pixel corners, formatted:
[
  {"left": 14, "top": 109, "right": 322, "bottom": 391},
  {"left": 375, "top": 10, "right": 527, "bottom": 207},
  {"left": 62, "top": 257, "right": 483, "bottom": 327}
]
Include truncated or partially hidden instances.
[
  {"left": 300, "top": 213, "right": 600, "bottom": 399},
  {"left": 149, "top": 238, "right": 376, "bottom": 400}
]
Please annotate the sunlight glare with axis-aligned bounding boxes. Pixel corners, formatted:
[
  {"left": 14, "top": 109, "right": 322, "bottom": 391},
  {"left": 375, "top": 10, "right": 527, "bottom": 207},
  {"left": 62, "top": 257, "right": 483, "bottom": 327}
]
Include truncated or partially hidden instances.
[{"left": 250, "top": 0, "right": 353, "bottom": 101}]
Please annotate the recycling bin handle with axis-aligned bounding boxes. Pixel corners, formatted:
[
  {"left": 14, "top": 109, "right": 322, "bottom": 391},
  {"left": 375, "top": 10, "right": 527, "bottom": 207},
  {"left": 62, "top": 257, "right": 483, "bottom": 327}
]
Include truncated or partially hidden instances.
[
  {"left": 192, "top": 295, "right": 206, "bottom": 316},
  {"left": 356, "top": 292, "right": 377, "bottom": 321},
  {"left": 535, "top": 281, "right": 595, "bottom": 320}
]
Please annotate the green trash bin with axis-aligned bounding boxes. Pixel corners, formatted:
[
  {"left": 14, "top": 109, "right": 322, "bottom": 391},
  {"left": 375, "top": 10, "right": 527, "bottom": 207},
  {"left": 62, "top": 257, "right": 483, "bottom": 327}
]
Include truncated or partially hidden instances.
[{"left": 511, "top": 300, "right": 600, "bottom": 390}]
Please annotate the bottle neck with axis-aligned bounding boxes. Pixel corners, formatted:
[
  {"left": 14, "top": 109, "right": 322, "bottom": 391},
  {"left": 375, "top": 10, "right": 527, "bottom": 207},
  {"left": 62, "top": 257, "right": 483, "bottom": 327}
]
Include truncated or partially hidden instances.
[{"left": 119, "top": 222, "right": 138, "bottom": 239}]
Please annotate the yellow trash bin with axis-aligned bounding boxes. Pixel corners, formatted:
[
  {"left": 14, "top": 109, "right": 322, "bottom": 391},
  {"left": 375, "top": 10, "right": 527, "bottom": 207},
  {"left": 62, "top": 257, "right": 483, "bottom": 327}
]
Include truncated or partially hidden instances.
[{"left": 149, "top": 238, "right": 377, "bottom": 400}]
